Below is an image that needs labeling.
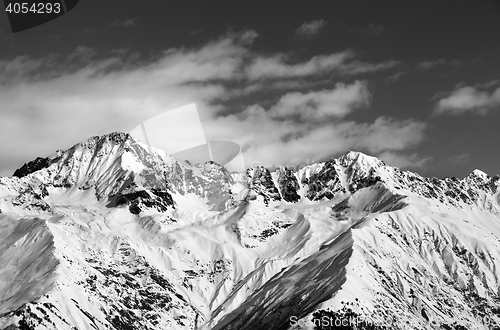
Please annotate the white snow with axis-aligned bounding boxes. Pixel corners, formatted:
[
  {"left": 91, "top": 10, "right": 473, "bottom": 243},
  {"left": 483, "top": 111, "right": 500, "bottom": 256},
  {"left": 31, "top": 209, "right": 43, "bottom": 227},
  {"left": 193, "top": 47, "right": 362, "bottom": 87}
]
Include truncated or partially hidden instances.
[{"left": 1, "top": 137, "right": 499, "bottom": 330}]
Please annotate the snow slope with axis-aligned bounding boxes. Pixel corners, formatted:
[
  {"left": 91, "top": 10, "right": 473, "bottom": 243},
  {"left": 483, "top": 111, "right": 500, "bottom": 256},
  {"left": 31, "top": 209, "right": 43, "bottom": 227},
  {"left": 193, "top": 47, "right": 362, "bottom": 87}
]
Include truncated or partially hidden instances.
[{"left": 0, "top": 133, "right": 499, "bottom": 330}]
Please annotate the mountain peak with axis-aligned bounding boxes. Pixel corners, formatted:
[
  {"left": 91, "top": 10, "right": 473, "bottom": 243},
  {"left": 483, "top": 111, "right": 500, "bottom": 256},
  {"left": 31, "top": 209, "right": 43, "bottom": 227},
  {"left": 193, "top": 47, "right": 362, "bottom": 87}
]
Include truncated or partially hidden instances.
[
  {"left": 469, "top": 169, "right": 489, "bottom": 181},
  {"left": 78, "top": 132, "right": 134, "bottom": 149},
  {"left": 338, "top": 150, "right": 385, "bottom": 170},
  {"left": 2, "top": 133, "right": 500, "bottom": 330}
]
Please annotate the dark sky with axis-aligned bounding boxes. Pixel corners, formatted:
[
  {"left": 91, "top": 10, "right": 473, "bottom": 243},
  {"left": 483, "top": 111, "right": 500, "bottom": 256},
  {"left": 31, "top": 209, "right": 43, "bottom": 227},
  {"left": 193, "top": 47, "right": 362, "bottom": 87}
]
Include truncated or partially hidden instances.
[{"left": 1, "top": 1, "right": 499, "bottom": 178}]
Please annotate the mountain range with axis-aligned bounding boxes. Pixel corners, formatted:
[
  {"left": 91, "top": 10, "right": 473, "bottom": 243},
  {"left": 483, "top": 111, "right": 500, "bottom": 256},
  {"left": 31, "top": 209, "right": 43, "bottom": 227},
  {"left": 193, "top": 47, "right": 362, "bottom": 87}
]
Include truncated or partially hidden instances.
[{"left": 0, "top": 132, "right": 499, "bottom": 330}]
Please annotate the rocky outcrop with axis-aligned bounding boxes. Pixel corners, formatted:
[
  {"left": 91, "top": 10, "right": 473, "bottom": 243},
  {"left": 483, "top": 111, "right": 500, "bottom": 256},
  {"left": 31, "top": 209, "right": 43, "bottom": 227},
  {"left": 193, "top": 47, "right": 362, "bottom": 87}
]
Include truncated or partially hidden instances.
[
  {"left": 276, "top": 167, "right": 300, "bottom": 203},
  {"left": 1, "top": 134, "right": 500, "bottom": 330},
  {"left": 13, "top": 156, "right": 59, "bottom": 178},
  {"left": 246, "top": 166, "right": 281, "bottom": 205},
  {"left": 111, "top": 189, "right": 175, "bottom": 214}
]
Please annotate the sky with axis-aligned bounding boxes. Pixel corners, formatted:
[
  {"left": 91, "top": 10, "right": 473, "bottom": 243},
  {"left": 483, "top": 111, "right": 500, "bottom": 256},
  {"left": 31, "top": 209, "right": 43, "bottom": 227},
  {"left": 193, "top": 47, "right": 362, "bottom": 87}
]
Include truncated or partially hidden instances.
[{"left": 0, "top": 1, "right": 499, "bottom": 178}]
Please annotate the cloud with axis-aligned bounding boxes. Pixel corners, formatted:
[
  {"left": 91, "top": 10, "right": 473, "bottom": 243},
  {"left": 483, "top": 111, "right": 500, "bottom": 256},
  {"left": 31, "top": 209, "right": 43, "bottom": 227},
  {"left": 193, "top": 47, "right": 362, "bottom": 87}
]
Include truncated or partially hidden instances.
[
  {"left": 0, "top": 32, "right": 251, "bottom": 174},
  {"left": 68, "top": 45, "right": 95, "bottom": 62},
  {"left": 446, "top": 153, "right": 470, "bottom": 166},
  {"left": 247, "top": 51, "right": 352, "bottom": 80},
  {"left": 0, "top": 29, "right": 422, "bottom": 175},
  {"left": 110, "top": 18, "right": 138, "bottom": 28},
  {"left": 202, "top": 108, "right": 426, "bottom": 170},
  {"left": 339, "top": 60, "right": 399, "bottom": 75},
  {"left": 268, "top": 81, "right": 371, "bottom": 121},
  {"left": 190, "top": 28, "right": 204, "bottom": 36},
  {"left": 359, "top": 24, "right": 385, "bottom": 36},
  {"left": 295, "top": 19, "right": 327, "bottom": 38},
  {"left": 228, "top": 29, "right": 259, "bottom": 46},
  {"left": 0, "top": 55, "right": 45, "bottom": 79},
  {"left": 352, "top": 117, "right": 426, "bottom": 152},
  {"left": 246, "top": 51, "right": 399, "bottom": 80},
  {"left": 416, "top": 59, "right": 463, "bottom": 71},
  {"left": 383, "top": 70, "right": 411, "bottom": 83},
  {"left": 476, "top": 79, "right": 500, "bottom": 89},
  {"left": 434, "top": 85, "right": 500, "bottom": 116},
  {"left": 377, "top": 151, "right": 432, "bottom": 170},
  {"left": 109, "top": 48, "right": 130, "bottom": 56}
]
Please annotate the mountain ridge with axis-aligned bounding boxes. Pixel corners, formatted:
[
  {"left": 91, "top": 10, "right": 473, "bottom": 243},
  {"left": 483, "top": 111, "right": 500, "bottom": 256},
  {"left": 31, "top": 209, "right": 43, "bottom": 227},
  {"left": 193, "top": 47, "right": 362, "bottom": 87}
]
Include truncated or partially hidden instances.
[{"left": 1, "top": 131, "right": 499, "bottom": 330}]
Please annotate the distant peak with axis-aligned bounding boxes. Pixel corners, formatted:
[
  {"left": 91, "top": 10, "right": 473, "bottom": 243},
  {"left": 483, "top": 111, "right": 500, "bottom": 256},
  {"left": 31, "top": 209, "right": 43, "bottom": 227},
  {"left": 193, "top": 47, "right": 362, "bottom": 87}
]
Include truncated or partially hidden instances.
[
  {"left": 89, "top": 132, "right": 132, "bottom": 145},
  {"left": 198, "top": 160, "right": 224, "bottom": 171},
  {"left": 340, "top": 150, "right": 373, "bottom": 160},
  {"left": 469, "top": 169, "right": 489, "bottom": 181},
  {"left": 338, "top": 150, "right": 384, "bottom": 168},
  {"left": 104, "top": 132, "right": 132, "bottom": 143},
  {"left": 75, "top": 132, "right": 135, "bottom": 151}
]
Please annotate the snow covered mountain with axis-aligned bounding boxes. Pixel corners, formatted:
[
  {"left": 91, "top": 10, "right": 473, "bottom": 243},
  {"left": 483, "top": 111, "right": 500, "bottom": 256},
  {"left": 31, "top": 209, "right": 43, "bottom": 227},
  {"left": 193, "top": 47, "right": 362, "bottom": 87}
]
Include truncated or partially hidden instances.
[{"left": 1, "top": 132, "right": 499, "bottom": 330}]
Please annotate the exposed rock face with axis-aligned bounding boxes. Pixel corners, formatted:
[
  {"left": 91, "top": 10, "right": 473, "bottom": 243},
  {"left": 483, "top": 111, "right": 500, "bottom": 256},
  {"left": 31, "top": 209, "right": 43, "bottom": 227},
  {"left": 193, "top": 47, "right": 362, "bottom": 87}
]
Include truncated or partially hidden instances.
[
  {"left": 168, "top": 161, "right": 235, "bottom": 212},
  {"left": 246, "top": 166, "right": 281, "bottom": 204},
  {"left": 303, "top": 159, "right": 345, "bottom": 201},
  {"left": 1, "top": 134, "right": 499, "bottom": 330},
  {"left": 13, "top": 157, "right": 57, "bottom": 178},
  {"left": 4, "top": 132, "right": 235, "bottom": 214},
  {"left": 243, "top": 151, "right": 500, "bottom": 215},
  {"left": 112, "top": 189, "right": 175, "bottom": 215},
  {"left": 276, "top": 167, "right": 300, "bottom": 203}
]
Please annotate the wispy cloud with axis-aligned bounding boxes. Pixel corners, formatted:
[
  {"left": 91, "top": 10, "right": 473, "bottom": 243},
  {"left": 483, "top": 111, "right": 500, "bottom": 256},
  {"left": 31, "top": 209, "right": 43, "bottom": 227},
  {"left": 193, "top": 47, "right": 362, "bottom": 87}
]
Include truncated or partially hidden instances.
[
  {"left": 359, "top": 24, "right": 385, "bottom": 36},
  {"left": 246, "top": 51, "right": 352, "bottom": 80},
  {"left": 383, "top": 58, "right": 464, "bottom": 83},
  {"left": 0, "top": 29, "right": 424, "bottom": 175},
  {"left": 447, "top": 153, "right": 471, "bottom": 166},
  {"left": 416, "top": 58, "right": 463, "bottom": 71},
  {"left": 0, "top": 55, "right": 45, "bottom": 78},
  {"left": 203, "top": 111, "right": 427, "bottom": 169},
  {"left": 268, "top": 81, "right": 371, "bottom": 121},
  {"left": 68, "top": 45, "right": 95, "bottom": 62},
  {"left": 378, "top": 151, "right": 432, "bottom": 170},
  {"left": 190, "top": 28, "right": 204, "bottom": 36},
  {"left": 383, "top": 70, "right": 411, "bottom": 83},
  {"left": 339, "top": 59, "right": 400, "bottom": 75},
  {"left": 476, "top": 79, "right": 500, "bottom": 89},
  {"left": 109, "top": 48, "right": 130, "bottom": 56},
  {"left": 246, "top": 51, "right": 399, "bottom": 80},
  {"left": 295, "top": 19, "right": 327, "bottom": 38},
  {"left": 110, "top": 18, "right": 138, "bottom": 28},
  {"left": 231, "top": 29, "right": 258, "bottom": 45},
  {"left": 434, "top": 84, "right": 500, "bottom": 116}
]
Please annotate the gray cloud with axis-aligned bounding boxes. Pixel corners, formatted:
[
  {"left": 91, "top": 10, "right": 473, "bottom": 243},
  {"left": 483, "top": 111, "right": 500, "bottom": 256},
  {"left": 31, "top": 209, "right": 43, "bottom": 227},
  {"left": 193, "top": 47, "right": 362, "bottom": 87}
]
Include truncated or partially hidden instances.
[
  {"left": 203, "top": 110, "right": 427, "bottom": 170},
  {"left": 434, "top": 84, "right": 500, "bottom": 116},
  {"left": 246, "top": 51, "right": 399, "bottom": 80},
  {"left": 416, "top": 59, "right": 463, "bottom": 71},
  {"left": 378, "top": 151, "right": 432, "bottom": 170},
  {"left": 268, "top": 81, "right": 371, "bottom": 121},
  {"left": 246, "top": 51, "right": 353, "bottom": 80},
  {"left": 383, "top": 70, "right": 411, "bottom": 83},
  {"left": 339, "top": 59, "right": 400, "bottom": 75},
  {"left": 0, "top": 30, "right": 423, "bottom": 175},
  {"left": 447, "top": 153, "right": 471, "bottom": 166},
  {"left": 476, "top": 80, "right": 500, "bottom": 89},
  {"left": 295, "top": 19, "right": 327, "bottom": 38}
]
